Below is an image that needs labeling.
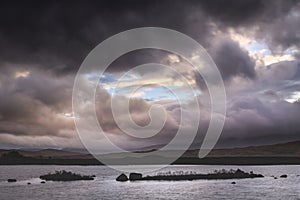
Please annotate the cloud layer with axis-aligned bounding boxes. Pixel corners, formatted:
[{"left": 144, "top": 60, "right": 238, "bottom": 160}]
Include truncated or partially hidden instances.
[{"left": 0, "top": 0, "right": 300, "bottom": 150}]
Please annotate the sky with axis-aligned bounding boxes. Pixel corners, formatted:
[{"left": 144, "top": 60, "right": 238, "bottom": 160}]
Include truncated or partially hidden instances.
[{"left": 0, "top": 0, "right": 300, "bottom": 151}]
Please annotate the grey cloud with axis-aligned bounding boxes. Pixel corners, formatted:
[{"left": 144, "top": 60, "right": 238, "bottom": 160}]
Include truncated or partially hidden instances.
[
  {"left": 263, "top": 90, "right": 278, "bottom": 97},
  {"left": 261, "top": 90, "right": 281, "bottom": 102},
  {"left": 256, "top": 2, "right": 300, "bottom": 52},
  {"left": 220, "top": 97, "right": 300, "bottom": 146},
  {"left": 259, "top": 61, "right": 299, "bottom": 82},
  {"left": 199, "top": 0, "right": 299, "bottom": 53},
  {"left": 198, "top": 0, "right": 296, "bottom": 27},
  {"left": 0, "top": 69, "right": 74, "bottom": 137},
  {"left": 0, "top": 0, "right": 209, "bottom": 75},
  {"left": 94, "top": 87, "right": 181, "bottom": 150},
  {"left": 1, "top": 0, "right": 295, "bottom": 81},
  {"left": 209, "top": 37, "right": 256, "bottom": 80}
]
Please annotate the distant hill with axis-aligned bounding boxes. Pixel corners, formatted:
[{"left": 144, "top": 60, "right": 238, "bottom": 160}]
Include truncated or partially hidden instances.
[
  {"left": 1, "top": 140, "right": 300, "bottom": 165},
  {"left": 186, "top": 140, "right": 300, "bottom": 158},
  {"left": 0, "top": 148, "right": 92, "bottom": 159}
]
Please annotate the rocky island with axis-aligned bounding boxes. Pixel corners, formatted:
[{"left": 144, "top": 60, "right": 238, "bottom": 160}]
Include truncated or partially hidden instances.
[
  {"left": 40, "top": 170, "right": 95, "bottom": 181},
  {"left": 116, "top": 169, "right": 264, "bottom": 182}
]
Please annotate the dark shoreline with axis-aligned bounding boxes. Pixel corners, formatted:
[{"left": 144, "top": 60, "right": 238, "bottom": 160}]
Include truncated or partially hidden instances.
[{"left": 1, "top": 156, "right": 300, "bottom": 165}]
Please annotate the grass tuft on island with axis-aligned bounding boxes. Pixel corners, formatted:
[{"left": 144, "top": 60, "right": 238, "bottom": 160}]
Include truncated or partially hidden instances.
[
  {"left": 40, "top": 170, "right": 95, "bottom": 181},
  {"left": 116, "top": 169, "right": 264, "bottom": 182}
]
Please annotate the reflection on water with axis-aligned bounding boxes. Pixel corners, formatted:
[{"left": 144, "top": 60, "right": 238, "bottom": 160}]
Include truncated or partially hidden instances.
[{"left": 0, "top": 165, "right": 300, "bottom": 200}]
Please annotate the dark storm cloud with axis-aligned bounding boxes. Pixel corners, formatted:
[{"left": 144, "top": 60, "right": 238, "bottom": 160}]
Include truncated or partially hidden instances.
[
  {"left": 198, "top": 0, "right": 267, "bottom": 26},
  {"left": 106, "top": 49, "right": 169, "bottom": 73},
  {"left": 259, "top": 2, "right": 300, "bottom": 51},
  {"left": 198, "top": 0, "right": 297, "bottom": 26},
  {"left": 0, "top": 0, "right": 300, "bottom": 149},
  {"left": 0, "top": 0, "right": 297, "bottom": 73},
  {"left": 194, "top": 37, "right": 256, "bottom": 90},
  {"left": 0, "top": 0, "right": 203, "bottom": 75},
  {"left": 197, "top": 0, "right": 300, "bottom": 53},
  {"left": 209, "top": 37, "right": 256, "bottom": 80}
]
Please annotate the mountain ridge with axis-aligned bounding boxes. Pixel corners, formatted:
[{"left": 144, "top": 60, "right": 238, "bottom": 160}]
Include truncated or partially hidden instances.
[{"left": 1, "top": 140, "right": 299, "bottom": 159}]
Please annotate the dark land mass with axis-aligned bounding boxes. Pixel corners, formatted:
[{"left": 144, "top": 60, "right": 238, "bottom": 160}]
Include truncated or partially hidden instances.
[
  {"left": 116, "top": 169, "right": 264, "bottom": 182},
  {"left": 40, "top": 170, "right": 94, "bottom": 181},
  {"left": 1, "top": 141, "right": 300, "bottom": 165}
]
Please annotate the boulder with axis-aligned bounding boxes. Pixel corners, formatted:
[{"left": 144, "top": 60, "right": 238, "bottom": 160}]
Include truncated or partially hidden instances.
[
  {"left": 280, "top": 174, "right": 287, "bottom": 178},
  {"left": 27, "top": 182, "right": 31, "bottom": 185},
  {"left": 231, "top": 182, "right": 236, "bottom": 184},
  {"left": 129, "top": 173, "right": 143, "bottom": 181},
  {"left": 116, "top": 174, "right": 128, "bottom": 182},
  {"left": 7, "top": 179, "right": 17, "bottom": 182},
  {"left": 40, "top": 181, "right": 46, "bottom": 184}
]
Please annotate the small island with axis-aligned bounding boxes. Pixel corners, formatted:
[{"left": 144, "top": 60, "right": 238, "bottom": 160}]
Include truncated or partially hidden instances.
[
  {"left": 40, "top": 170, "right": 95, "bottom": 181},
  {"left": 116, "top": 169, "right": 264, "bottom": 182}
]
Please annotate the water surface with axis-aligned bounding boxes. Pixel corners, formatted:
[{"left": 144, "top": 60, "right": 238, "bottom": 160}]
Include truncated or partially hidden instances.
[{"left": 0, "top": 165, "right": 299, "bottom": 200}]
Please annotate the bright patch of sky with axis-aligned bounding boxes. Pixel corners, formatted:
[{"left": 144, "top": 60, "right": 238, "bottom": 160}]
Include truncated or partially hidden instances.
[
  {"left": 117, "top": 86, "right": 177, "bottom": 101},
  {"left": 246, "top": 42, "right": 271, "bottom": 55},
  {"left": 105, "top": 78, "right": 200, "bottom": 102},
  {"left": 229, "top": 30, "right": 298, "bottom": 66},
  {"left": 86, "top": 73, "right": 117, "bottom": 83},
  {"left": 15, "top": 71, "right": 30, "bottom": 78},
  {"left": 285, "top": 91, "right": 300, "bottom": 103},
  {"left": 85, "top": 70, "right": 201, "bottom": 102}
]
